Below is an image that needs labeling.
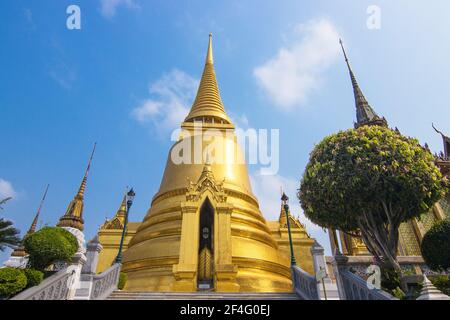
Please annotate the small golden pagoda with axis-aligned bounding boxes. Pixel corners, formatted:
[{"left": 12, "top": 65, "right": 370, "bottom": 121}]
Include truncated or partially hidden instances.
[
  {"left": 11, "top": 184, "right": 49, "bottom": 257},
  {"left": 96, "top": 34, "right": 316, "bottom": 292},
  {"left": 96, "top": 195, "right": 139, "bottom": 273},
  {"left": 57, "top": 143, "right": 96, "bottom": 231}
]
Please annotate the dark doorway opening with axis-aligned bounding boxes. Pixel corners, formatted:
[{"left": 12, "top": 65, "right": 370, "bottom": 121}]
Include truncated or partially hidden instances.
[{"left": 197, "top": 198, "right": 214, "bottom": 291}]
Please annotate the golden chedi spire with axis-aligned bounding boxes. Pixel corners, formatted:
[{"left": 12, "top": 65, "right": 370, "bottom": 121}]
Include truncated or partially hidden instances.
[
  {"left": 57, "top": 143, "right": 96, "bottom": 231},
  {"left": 183, "top": 33, "right": 233, "bottom": 127},
  {"left": 122, "top": 35, "right": 295, "bottom": 293},
  {"left": 11, "top": 184, "right": 49, "bottom": 257}
]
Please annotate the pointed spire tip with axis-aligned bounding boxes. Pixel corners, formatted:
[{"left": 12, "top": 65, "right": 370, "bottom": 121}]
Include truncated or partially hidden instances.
[{"left": 206, "top": 33, "right": 214, "bottom": 64}]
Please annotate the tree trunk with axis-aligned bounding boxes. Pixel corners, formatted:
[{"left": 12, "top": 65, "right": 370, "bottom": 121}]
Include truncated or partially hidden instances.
[{"left": 357, "top": 207, "right": 402, "bottom": 274}]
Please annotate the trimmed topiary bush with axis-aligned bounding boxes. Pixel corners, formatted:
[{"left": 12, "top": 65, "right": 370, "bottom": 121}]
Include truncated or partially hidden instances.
[
  {"left": 0, "top": 267, "right": 27, "bottom": 299},
  {"left": 118, "top": 272, "right": 127, "bottom": 290},
  {"left": 421, "top": 218, "right": 450, "bottom": 271},
  {"left": 299, "top": 125, "right": 447, "bottom": 272},
  {"left": 24, "top": 227, "right": 78, "bottom": 271},
  {"left": 23, "top": 269, "right": 44, "bottom": 289}
]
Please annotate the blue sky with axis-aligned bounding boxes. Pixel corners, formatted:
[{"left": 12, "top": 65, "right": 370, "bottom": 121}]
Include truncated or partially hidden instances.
[{"left": 1, "top": 0, "right": 450, "bottom": 264}]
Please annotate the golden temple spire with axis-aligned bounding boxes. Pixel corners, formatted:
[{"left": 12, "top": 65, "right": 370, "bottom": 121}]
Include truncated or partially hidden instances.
[
  {"left": 11, "top": 184, "right": 49, "bottom": 257},
  {"left": 339, "top": 39, "right": 387, "bottom": 129},
  {"left": 57, "top": 143, "right": 97, "bottom": 231},
  {"left": 76, "top": 142, "right": 96, "bottom": 198},
  {"left": 28, "top": 184, "right": 49, "bottom": 235},
  {"left": 206, "top": 33, "right": 214, "bottom": 65},
  {"left": 183, "top": 34, "right": 233, "bottom": 126},
  {"left": 116, "top": 194, "right": 127, "bottom": 218}
]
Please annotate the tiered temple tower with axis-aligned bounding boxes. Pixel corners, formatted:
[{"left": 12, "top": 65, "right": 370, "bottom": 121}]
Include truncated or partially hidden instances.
[
  {"left": 4, "top": 185, "right": 49, "bottom": 267},
  {"left": 110, "top": 35, "right": 316, "bottom": 292},
  {"left": 57, "top": 143, "right": 96, "bottom": 231},
  {"left": 329, "top": 40, "right": 450, "bottom": 263}
]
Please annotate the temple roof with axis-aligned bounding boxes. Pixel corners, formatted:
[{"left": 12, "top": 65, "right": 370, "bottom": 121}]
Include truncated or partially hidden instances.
[
  {"left": 101, "top": 194, "right": 127, "bottom": 230},
  {"left": 183, "top": 34, "right": 233, "bottom": 126},
  {"left": 433, "top": 124, "right": 450, "bottom": 176},
  {"left": 339, "top": 39, "right": 387, "bottom": 129}
]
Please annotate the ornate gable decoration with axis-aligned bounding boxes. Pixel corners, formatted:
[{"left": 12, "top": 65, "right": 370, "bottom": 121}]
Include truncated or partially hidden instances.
[
  {"left": 185, "top": 163, "right": 227, "bottom": 204},
  {"left": 279, "top": 205, "right": 306, "bottom": 229},
  {"left": 102, "top": 217, "right": 124, "bottom": 230}
]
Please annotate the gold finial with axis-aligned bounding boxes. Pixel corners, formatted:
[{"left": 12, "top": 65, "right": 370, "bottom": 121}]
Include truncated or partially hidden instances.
[
  {"left": 117, "top": 193, "right": 127, "bottom": 216},
  {"left": 76, "top": 142, "right": 97, "bottom": 198},
  {"left": 206, "top": 33, "right": 214, "bottom": 65},
  {"left": 339, "top": 38, "right": 349, "bottom": 64},
  {"left": 28, "top": 184, "right": 49, "bottom": 234}
]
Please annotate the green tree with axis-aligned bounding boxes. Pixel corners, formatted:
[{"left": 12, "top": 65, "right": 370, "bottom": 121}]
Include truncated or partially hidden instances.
[
  {"left": 298, "top": 125, "right": 447, "bottom": 272},
  {"left": 23, "top": 269, "right": 44, "bottom": 289},
  {"left": 0, "top": 197, "right": 21, "bottom": 252},
  {"left": 24, "top": 227, "right": 78, "bottom": 270},
  {"left": 421, "top": 218, "right": 450, "bottom": 271},
  {"left": 0, "top": 267, "right": 27, "bottom": 298}
]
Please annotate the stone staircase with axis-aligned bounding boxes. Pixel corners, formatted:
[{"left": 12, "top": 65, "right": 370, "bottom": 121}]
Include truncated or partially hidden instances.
[{"left": 107, "top": 291, "right": 301, "bottom": 300}]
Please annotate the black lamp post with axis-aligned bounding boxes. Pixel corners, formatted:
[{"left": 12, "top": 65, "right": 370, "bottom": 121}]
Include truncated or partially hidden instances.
[
  {"left": 115, "top": 188, "right": 135, "bottom": 264},
  {"left": 282, "top": 192, "right": 296, "bottom": 266}
]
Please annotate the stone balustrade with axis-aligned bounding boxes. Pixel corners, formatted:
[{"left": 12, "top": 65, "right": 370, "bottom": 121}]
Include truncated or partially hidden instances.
[
  {"left": 89, "top": 263, "right": 121, "bottom": 300},
  {"left": 291, "top": 265, "right": 320, "bottom": 300},
  {"left": 339, "top": 268, "right": 396, "bottom": 300},
  {"left": 331, "top": 251, "right": 397, "bottom": 300},
  {"left": 11, "top": 253, "right": 85, "bottom": 300}
]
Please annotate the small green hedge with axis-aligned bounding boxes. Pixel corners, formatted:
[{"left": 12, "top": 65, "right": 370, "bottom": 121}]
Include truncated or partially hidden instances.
[
  {"left": 421, "top": 219, "right": 450, "bottom": 271},
  {"left": 118, "top": 272, "right": 127, "bottom": 290},
  {"left": 24, "top": 227, "right": 78, "bottom": 271},
  {"left": 0, "top": 268, "right": 27, "bottom": 299},
  {"left": 23, "top": 269, "right": 44, "bottom": 289}
]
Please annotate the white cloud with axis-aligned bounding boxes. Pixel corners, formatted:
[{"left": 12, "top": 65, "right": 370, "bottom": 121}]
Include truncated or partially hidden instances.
[
  {"left": 23, "top": 8, "right": 35, "bottom": 30},
  {"left": 250, "top": 172, "right": 331, "bottom": 254},
  {"left": 99, "top": 0, "right": 139, "bottom": 19},
  {"left": 131, "top": 69, "right": 199, "bottom": 131},
  {"left": 254, "top": 19, "right": 341, "bottom": 110},
  {"left": 0, "top": 179, "right": 17, "bottom": 200},
  {"left": 230, "top": 113, "right": 249, "bottom": 129},
  {"left": 49, "top": 39, "right": 77, "bottom": 90}
]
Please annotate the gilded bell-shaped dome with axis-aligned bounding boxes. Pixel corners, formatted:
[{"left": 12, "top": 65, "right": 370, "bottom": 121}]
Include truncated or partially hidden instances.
[{"left": 122, "top": 35, "right": 293, "bottom": 292}]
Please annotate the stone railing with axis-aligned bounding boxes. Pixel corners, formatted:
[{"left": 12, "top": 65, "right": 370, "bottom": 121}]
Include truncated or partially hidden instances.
[
  {"left": 292, "top": 265, "right": 320, "bottom": 300},
  {"left": 89, "top": 263, "right": 121, "bottom": 300},
  {"left": 73, "top": 234, "right": 122, "bottom": 300},
  {"left": 331, "top": 252, "right": 397, "bottom": 300},
  {"left": 10, "top": 254, "right": 85, "bottom": 300},
  {"left": 340, "top": 268, "right": 396, "bottom": 300}
]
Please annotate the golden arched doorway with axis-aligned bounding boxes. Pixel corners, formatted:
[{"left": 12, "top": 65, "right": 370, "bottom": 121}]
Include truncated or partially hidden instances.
[{"left": 197, "top": 199, "right": 214, "bottom": 291}]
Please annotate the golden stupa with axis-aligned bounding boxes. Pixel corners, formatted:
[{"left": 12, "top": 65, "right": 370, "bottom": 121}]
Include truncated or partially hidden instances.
[{"left": 97, "top": 35, "right": 316, "bottom": 292}]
